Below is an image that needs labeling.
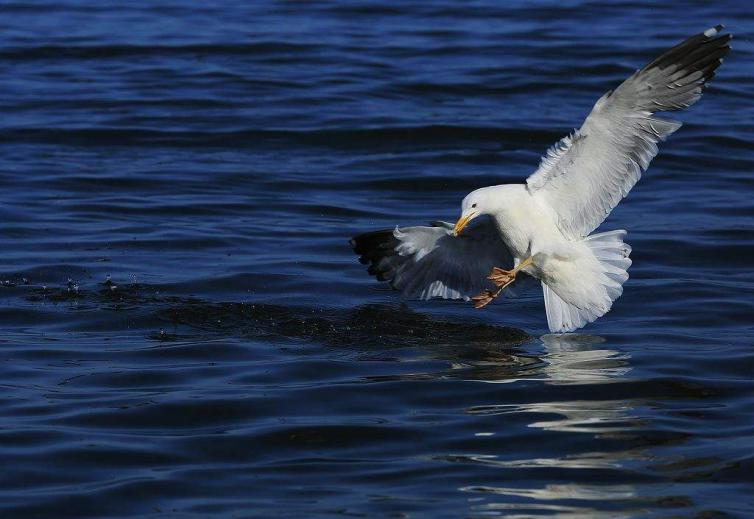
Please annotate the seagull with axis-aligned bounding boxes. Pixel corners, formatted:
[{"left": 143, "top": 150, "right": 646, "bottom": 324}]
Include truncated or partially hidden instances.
[{"left": 351, "top": 26, "right": 731, "bottom": 333}]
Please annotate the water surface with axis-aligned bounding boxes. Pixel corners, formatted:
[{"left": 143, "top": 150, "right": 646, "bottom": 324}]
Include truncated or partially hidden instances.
[{"left": 0, "top": 1, "right": 753, "bottom": 517}]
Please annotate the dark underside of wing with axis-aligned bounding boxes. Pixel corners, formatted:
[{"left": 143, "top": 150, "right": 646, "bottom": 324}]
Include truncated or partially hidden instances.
[{"left": 350, "top": 219, "right": 533, "bottom": 301}]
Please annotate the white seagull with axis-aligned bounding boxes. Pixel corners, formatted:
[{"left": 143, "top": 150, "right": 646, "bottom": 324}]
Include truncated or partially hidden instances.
[{"left": 351, "top": 26, "right": 731, "bottom": 333}]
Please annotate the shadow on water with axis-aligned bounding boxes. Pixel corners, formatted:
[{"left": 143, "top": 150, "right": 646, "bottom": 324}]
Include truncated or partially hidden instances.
[
  {"left": 159, "top": 300, "right": 531, "bottom": 350},
  {"left": 12, "top": 277, "right": 639, "bottom": 386},
  {"left": 14, "top": 277, "right": 530, "bottom": 347}
]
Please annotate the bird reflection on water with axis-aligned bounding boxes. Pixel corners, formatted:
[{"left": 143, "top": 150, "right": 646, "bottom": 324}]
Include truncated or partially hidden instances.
[
  {"left": 444, "top": 333, "right": 631, "bottom": 386},
  {"left": 447, "top": 339, "right": 662, "bottom": 517},
  {"left": 307, "top": 307, "right": 654, "bottom": 515}
]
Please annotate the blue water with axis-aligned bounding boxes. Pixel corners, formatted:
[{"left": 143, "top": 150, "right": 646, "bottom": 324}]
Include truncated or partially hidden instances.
[{"left": 0, "top": 1, "right": 753, "bottom": 517}]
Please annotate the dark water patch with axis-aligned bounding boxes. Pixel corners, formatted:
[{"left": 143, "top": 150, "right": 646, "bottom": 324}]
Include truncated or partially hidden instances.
[
  {"left": 158, "top": 301, "right": 529, "bottom": 349},
  {"left": 7, "top": 276, "right": 530, "bottom": 348}
]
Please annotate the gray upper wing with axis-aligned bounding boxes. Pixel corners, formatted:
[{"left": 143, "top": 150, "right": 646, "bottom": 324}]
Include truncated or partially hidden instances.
[{"left": 526, "top": 25, "right": 731, "bottom": 239}]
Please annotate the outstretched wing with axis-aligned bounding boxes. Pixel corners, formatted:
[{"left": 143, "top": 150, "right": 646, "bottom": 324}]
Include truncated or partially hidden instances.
[
  {"left": 527, "top": 25, "right": 731, "bottom": 239},
  {"left": 351, "top": 217, "right": 530, "bottom": 300}
]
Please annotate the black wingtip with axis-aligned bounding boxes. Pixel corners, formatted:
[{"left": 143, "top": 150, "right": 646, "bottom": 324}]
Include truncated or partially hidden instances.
[
  {"left": 642, "top": 24, "right": 732, "bottom": 89},
  {"left": 350, "top": 229, "right": 401, "bottom": 274},
  {"left": 351, "top": 229, "right": 395, "bottom": 254},
  {"left": 349, "top": 229, "right": 399, "bottom": 281}
]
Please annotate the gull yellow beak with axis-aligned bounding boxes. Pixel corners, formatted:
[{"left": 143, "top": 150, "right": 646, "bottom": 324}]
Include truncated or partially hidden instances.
[{"left": 453, "top": 212, "right": 476, "bottom": 236}]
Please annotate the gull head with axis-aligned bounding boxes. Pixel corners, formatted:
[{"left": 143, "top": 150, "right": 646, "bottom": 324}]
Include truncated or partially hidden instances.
[{"left": 453, "top": 186, "right": 505, "bottom": 236}]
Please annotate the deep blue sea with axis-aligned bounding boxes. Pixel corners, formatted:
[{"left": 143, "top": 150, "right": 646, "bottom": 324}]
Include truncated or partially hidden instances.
[{"left": 0, "top": 1, "right": 752, "bottom": 517}]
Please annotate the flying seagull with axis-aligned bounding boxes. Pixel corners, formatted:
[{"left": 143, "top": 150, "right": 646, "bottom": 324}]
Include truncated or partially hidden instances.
[{"left": 351, "top": 26, "right": 731, "bottom": 333}]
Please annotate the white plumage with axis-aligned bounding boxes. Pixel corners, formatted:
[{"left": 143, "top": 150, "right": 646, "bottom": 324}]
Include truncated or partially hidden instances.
[{"left": 352, "top": 26, "right": 731, "bottom": 333}]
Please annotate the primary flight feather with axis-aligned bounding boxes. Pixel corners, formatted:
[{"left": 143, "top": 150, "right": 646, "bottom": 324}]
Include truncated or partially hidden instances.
[{"left": 351, "top": 26, "right": 731, "bottom": 333}]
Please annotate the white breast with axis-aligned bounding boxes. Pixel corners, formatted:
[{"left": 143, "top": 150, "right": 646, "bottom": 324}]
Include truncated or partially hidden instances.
[{"left": 492, "top": 185, "right": 567, "bottom": 263}]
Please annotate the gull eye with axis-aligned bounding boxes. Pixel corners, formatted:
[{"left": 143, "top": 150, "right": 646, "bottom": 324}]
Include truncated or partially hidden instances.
[{"left": 471, "top": 203, "right": 477, "bottom": 208}]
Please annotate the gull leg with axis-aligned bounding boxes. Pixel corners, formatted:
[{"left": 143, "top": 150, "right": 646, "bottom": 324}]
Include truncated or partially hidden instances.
[{"left": 472, "top": 257, "right": 533, "bottom": 309}]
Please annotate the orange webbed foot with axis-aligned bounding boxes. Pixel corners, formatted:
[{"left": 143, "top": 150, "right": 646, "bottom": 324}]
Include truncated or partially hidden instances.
[{"left": 487, "top": 267, "right": 517, "bottom": 289}]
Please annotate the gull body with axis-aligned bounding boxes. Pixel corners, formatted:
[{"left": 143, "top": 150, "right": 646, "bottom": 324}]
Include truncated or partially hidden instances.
[
  {"left": 352, "top": 26, "right": 731, "bottom": 333},
  {"left": 460, "top": 183, "right": 626, "bottom": 329}
]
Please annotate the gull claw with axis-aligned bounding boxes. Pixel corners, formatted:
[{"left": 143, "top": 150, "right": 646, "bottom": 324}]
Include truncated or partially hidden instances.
[
  {"left": 487, "top": 267, "right": 516, "bottom": 289},
  {"left": 472, "top": 266, "right": 519, "bottom": 309},
  {"left": 472, "top": 289, "right": 497, "bottom": 309}
]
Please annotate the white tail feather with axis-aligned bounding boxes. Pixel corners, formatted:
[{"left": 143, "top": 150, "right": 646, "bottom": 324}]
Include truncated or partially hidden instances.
[{"left": 543, "top": 230, "right": 632, "bottom": 333}]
